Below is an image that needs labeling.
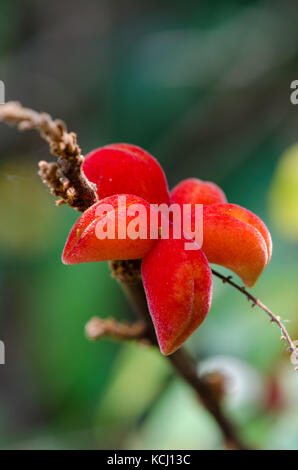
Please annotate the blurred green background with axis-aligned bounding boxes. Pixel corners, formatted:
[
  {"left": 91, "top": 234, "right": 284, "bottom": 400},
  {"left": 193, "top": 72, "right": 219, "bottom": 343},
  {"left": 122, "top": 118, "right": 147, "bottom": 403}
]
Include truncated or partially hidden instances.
[{"left": 0, "top": 0, "right": 298, "bottom": 450}]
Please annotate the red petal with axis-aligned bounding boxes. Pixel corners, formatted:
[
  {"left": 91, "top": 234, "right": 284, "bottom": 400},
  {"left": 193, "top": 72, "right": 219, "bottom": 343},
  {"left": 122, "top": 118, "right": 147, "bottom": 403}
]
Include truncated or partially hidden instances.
[
  {"left": 202, "top": 204, "right": 271, "bottom": 287},
  {"left": 142, "top": 237, "right": 213, "bottom": 355},
  {"left": 62, "top": 195, "right": 157, "bottom": 264},
  {"left": 207, "top": 203, "right": 272, "bottom": 263},
  {"left": 82, "top": 143, "right": 170, "bottom": 205},
  {"left": 171, "top": 177, "right": 227, "bottom": 206}
]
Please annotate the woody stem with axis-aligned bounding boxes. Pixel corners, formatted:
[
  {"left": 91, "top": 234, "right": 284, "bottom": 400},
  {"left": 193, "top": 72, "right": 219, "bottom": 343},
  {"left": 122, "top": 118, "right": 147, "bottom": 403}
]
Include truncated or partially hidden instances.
[{"left": 110, "top": 260, "right": 249, "bottom": 450}]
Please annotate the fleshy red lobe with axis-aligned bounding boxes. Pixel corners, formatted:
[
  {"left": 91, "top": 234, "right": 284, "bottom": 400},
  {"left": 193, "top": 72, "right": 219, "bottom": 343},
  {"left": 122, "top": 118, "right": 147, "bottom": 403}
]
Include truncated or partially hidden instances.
[
  {"left": 171, "top": 177, "right": 227, "bottom": 207},
  {"left": 62, "top": 195, "right": 157, "bottom": 264},
  {"left": 202, "top": 204, "right": 271, "bottom": 287},
  {"left": 82, "top": 143, "right": 170, "bottom": 205},
  {"left": 207, "top": 203, "right": 272, "bottom": 263},
  {"left": 142, "top": 237, "right": 213, "bottom": 355}
]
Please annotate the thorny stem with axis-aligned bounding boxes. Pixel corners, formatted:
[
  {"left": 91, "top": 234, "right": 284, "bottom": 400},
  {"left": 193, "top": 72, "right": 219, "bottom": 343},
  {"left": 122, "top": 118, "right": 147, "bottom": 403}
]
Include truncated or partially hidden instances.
[{"left": 212, "top": 269, "right": 298, "bottom": 368}]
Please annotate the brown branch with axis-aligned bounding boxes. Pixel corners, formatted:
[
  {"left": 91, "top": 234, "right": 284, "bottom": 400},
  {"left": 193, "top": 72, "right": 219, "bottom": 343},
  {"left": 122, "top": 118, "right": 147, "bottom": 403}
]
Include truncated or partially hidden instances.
[
  {"left": 86, "top": 305, "right": 243, "bottom": 448},
  {"left": 0, "top": 101, "right": 96, "bottom": 211},
  {"left": 212, "top": 269, "right": 298, "bottom": 369},
  {"left": 168, "top": 349, "right": 247, "bottom": 450},
  {"left": 110, "top": 260, "right": 248, "bottom": 450},
  {"left": 85, "top": 317, "right": 148, "bottom": 343}
]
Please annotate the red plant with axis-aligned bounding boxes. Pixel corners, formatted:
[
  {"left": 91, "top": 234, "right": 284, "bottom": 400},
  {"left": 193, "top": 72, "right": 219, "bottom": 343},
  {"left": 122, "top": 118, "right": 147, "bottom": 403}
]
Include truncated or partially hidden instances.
[
  {"left": 63, "top": 143, "right": 272, "bottom": 355},
  {"left": 2, "top": 102, "right": 297, "bottom": 449}
]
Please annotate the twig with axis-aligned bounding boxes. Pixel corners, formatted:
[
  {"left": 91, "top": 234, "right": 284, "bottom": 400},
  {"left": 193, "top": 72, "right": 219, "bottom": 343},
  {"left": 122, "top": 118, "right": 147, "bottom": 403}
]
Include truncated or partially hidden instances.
[
  {"left": 110, "top": 260, "right": 248, "bottom": 450},
  {"left": 0, "top": 101, "right": 96, "bottom": 210},
  {"left": 85, "top": 317, "right": 148, "bottom": 343},
  {"left": 86, "top": 311, "right": 244, "bottom": 448},
  {"left": 168, "top": 348, "right": 247, "bottom": 450},
  {"left": 212, "top": 269, "right": 298, "bottom": 368}
]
